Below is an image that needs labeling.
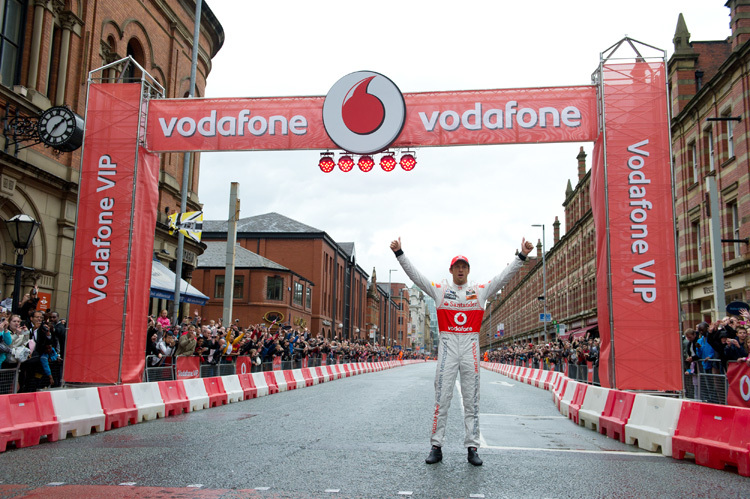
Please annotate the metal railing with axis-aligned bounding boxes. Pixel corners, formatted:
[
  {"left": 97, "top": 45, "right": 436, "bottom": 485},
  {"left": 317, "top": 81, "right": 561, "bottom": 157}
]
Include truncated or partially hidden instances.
[
  {"left": 497, "top": 357, "right": 741, "bottom": 406},
  {"left": 143, "top": 354, "right": 393, "bottom": 382},
  {"left": 0, "top": 360, "right": 64, "bottom": 394}
]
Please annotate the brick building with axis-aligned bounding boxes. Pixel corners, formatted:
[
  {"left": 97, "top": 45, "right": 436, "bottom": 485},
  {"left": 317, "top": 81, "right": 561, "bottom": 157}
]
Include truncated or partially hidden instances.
[
  {"left": 193, "top": 240, "right": 312, "bottom": 330},
  {"left": 480, "top": 147, "right": 598, "bottom": 349},
  {"left": 0, "top": 0, "right": 223, "bottom": 317},
  {"left": 482, "top": 1, "right": 750, "bottom": 348},
  {"left": 670, "top": 1, "right": 750, "bottom": 327},
  {"left": 199, "top": 212, "right": 370, "bottom": 341}
]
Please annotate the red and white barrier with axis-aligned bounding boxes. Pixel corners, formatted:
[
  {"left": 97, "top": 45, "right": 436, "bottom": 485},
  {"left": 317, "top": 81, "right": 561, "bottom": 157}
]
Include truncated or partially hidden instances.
[
  {"left": 128, "top": 382, "right": 166, "bottom": 422},
  {"left": 49, "top": 387, "right": 106, "bottom": 440}
]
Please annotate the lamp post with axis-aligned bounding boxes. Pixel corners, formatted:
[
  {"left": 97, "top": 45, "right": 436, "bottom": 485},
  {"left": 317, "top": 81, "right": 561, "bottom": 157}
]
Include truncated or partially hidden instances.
[
  {"left": 3, "top": 215, "right": 40, "bottom": 314},
  {"left": 388, "top": 268, "right": 398, "bottom": 348},
  {"left": 532, "top": 224, "right": 547, "bottom": 341}
]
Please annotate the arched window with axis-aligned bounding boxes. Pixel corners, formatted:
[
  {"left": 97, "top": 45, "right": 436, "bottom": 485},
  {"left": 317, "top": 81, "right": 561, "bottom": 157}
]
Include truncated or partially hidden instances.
[{"left": 124, "top": 38, "right": 144, "bottom": 80}]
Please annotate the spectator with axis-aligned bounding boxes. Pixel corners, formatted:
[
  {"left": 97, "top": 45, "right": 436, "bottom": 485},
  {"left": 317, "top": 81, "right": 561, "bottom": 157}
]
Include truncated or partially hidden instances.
[
  {"left": 683, "top": 328, "right": 699, "bottom": 373},
  {"left": 18, "top": 285, "right": 39, "bottom": 327},
  {"left": 49, "top": 311, "right": 67, "bottom": 357},
  {"left": 725, "top": 325, "right": 748, "bottom": 363},
  {"left": 175, "top": 327, "right": 197, "bottom": 357},
  {"left": 157, "top": 309, "right": 171, "bottom": 329},
  {"left": 146, "top": 332, "right": 162, "bottom": 366}
]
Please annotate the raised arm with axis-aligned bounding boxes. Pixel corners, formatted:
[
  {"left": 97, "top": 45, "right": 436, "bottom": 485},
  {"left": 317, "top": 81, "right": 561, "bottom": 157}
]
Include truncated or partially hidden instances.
[
  {"left": 480, "top": 238, "right": 534, "bottom": 302},
  {"left": 390, "top": 237, "right": 440, "bottom": 302}
]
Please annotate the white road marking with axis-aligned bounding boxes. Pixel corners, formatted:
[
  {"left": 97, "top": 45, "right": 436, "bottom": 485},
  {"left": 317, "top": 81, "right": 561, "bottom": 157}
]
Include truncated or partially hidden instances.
[
  {"left": 119, "top": 482, "right": 137, "bottom": 486},
  {"left": 480, "top": 444, "right": 665, "bottom": 457},
  {"left": 398, "top": 492, "right": 413, "bottom": 496},
  {"left": 325, "top": 489, "right": 341, "bottom": 493},
  {"left": 187, "top": 484, "right": 203, "bottom": 488},
  {"left": 47, "top": 482, "right": 65, "bottom": 486},
  {"left": 470, "top": 495, "right": 486, "bottom": 498},
  {"left": 255, "top": 487, "right": 271, "bottom": 490}
]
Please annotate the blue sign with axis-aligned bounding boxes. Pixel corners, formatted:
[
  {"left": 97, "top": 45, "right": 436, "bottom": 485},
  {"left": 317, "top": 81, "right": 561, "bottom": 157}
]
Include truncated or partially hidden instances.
[{"left": 539, "top": 313, "right": 552, "bottom": 322}]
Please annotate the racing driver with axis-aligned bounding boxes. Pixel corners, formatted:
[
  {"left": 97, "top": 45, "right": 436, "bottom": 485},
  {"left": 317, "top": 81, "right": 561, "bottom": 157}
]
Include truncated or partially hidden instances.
[{"left": 390, "top": 236, "right": 534, "bottom": 466}]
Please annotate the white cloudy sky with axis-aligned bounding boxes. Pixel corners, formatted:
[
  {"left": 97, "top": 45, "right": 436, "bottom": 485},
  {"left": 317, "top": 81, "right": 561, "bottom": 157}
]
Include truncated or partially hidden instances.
[{"left": 198, "top": 0, "right": 729, "bottom": 287}]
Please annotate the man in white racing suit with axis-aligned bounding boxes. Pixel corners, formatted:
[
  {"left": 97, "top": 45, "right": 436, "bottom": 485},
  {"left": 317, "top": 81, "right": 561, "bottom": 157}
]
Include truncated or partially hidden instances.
[{"left": 390, "top": 236, "right": 533, "bottom": 465}]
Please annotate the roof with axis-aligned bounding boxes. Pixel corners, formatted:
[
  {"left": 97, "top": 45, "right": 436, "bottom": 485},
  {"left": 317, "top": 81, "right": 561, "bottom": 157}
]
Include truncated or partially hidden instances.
[
  {"left": 203, "top": 212, "right": 323, "bottom": 234},
  {"left": 197, "top": 241, "right": 289, "bottom": 271}
]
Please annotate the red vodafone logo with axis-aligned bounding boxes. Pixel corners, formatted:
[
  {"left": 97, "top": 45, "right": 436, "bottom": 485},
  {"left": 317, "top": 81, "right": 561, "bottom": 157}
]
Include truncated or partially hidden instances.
[{"left": 323, "top": 71, "right": 406, "bottom": 154}]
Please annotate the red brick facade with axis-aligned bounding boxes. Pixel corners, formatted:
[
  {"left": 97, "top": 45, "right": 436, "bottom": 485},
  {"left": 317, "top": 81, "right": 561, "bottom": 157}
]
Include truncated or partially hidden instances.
[{"left": 0, "top": 1, "right": 222, "bottom": 316}]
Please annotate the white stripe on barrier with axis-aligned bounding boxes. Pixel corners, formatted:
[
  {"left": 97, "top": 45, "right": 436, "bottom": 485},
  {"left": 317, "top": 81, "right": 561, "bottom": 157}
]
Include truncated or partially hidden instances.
[
  {"left": 182, "top": 378, "right": 210, "bottom": 411},
  {"left": 221, "top": 375, "right": 245, "bottom": 402},
  {"left": 625, "top": 394, "right": 684, "bottom": 456},
  {"left": 49, "top": 387, "right": 106, "bottom": 440},
  {"left": 251, "top": 372, "right": 270, "bottom": 397},
  {"left": 129, "top": 382, "right": 167, "bottom": 422},
  {"left": 578, "top": 385, "right": 609, "bottom": 430}
]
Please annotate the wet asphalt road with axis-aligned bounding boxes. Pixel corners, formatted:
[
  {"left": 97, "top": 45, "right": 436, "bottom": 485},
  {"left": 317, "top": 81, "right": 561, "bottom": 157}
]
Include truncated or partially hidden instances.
[{"left": 0, "top": 363, "right": 748, "bottom": 498}]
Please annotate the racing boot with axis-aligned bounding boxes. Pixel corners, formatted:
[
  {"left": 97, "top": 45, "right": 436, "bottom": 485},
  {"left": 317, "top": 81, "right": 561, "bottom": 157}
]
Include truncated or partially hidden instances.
[
  {"left": 425, "top": 445, "right": 442, "bottom": 464},
  {"left": 467, "top": 446, "right": 483, "bottom": 466}
]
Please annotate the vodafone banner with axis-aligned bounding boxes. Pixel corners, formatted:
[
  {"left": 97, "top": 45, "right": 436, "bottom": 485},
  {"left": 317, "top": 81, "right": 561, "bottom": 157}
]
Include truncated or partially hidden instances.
[
  {"left": 176, "top": 356, "right": 201, "bottom": 380},
  {"left": 727, "top": 362, "right": 750, "bottom": 408},
  {"left": 145, "top": 85, "right": 597, "bottom": 152},
  {"left": 65, "top": 83, "right": 160, "bottom": 384},
  {"left": 595, "top": 62, "right": 681, "bottom": 391}
]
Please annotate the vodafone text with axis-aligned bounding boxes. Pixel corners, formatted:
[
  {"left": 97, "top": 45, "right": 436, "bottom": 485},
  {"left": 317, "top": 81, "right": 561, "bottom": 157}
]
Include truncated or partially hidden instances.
[
  {"left": 158, "top": 110, "right": 307, "bottom": 138},
  {"left": 626, "top": 140, "right": 657, "bottom": 303},
  {"left": 418, "top": 101, "right": 582, "bottom": 132},
  {"left": 88, "top": 155, "right": 116, "bottom": 304}
]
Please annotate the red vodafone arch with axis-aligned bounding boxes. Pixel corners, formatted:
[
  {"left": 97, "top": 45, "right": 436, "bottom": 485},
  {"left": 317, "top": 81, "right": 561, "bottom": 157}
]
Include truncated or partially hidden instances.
[{"left": 65, "top": 38, "right": 681, "bottom": 392}]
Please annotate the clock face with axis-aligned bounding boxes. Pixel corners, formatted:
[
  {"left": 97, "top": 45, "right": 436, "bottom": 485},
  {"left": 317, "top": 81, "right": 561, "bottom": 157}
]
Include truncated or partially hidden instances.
[{"left": 38, "top": 107, "right": 77, "bottom": 147}]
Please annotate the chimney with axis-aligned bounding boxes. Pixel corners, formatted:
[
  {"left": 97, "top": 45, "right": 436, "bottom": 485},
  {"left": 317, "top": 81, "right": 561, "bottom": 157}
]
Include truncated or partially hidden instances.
[
  {"left": 728, "top": 0, "right": 750, "bottom": 51},
  {"left": 668, "top": 13, "right": 699, "bottom": 116},
  {"left": 553, "top": 216, "right": 560, "bottom": 245},
  {"left": 536, "top": 239, "right": 543, "bottom": 260},
  {"left": 577, "top": 146, "right": 587, "bottom": 182}
]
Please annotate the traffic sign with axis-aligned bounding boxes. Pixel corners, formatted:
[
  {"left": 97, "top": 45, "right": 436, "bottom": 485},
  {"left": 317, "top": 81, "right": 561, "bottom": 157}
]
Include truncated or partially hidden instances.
[{"left": 539, "top": 313, "right": 552, "bottom": 322}]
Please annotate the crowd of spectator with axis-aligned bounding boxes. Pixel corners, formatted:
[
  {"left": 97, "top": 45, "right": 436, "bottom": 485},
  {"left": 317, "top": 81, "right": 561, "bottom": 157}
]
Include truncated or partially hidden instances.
[
  {"left": 485, "top": 335, "right": 600, "bottom": 374},
  {"left": 683, "top": 310, "right": 750, "bottom": 375},
  {"left": 0, "top": 286, "right": 65, "bottom": 392},
  {"left": 145, "top": 310, "right": 427, "bottom": 369}
]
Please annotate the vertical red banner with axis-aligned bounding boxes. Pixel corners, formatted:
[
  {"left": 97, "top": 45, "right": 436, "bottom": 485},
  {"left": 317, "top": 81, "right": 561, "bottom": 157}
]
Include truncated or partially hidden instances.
[
  {"left": 64, "top": 83, "right": 160, "bottom": 384},
  {"left": 597, "top": 62, "right": 681, "bottom": 391}
]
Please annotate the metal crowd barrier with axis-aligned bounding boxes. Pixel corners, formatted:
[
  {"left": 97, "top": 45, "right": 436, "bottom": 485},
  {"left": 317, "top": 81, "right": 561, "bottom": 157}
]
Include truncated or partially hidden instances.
[
  {"left": 683, "top": 358, "right": 728, "bottom": 405},
  {"left": 144, "top": 354, "right": 395, "bottom": 382}
]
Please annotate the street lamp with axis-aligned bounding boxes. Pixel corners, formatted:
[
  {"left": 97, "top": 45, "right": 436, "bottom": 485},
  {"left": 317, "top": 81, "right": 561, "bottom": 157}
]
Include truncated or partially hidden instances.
[
  {"left": 388, "top": 268, "right": 398, "bottom": 347},
  {"left": 532, "top": 224, "right": 547, "bottom": 341},
  {"left": 3, "top": 215, "right": 40, "bottom": 314}
]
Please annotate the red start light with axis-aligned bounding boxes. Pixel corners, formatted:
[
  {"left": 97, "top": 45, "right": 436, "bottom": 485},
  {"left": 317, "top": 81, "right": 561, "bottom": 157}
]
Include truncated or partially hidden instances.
[
  {"left": 380, "top": 154, "right": 397, "bottom": 172},
  {"left": 338, "top": 155, "right": 355, "bottom": 172},
  {"left": 400, "top": 153, "right": 417, "bottom": 171},
  {"left": 358, "top": 155, "right": 375, "bottom": 172},
  {"left": 319, "top": 155, "right": 336, "bottom": 173}
]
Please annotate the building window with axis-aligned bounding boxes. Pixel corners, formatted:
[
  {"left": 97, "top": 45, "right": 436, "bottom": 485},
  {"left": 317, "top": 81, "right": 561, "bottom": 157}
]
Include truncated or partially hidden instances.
[
  {"left": 730, "top": 201, "right": 740, "bottom": 259},
  {"left": 705, "top": 127, "right": 715, "bottom": 171},
  {"left": 214, "top": 275, "right": 243, "bottom": 299},
  {"left": 725, "top": 112, "right": 735, "bottom": 159},
  {"left": 0, "top": 0, "right": 27, "bottom": 88},
  {"left": 689, "top": 142, "right": 698, "bottom": 184},
  {"left": 233, "top": 276, "right": 244, "bottom": 300},
  {"left": 214, "top": 275, "right": 225, "bottom": 299},
  {"left": 293, "top": 282, "right": 303, "bottom": 306},
  {"left": 692, "top": 221, "right": 702, "bottom": 272},
  {"left": 267, "top": 276, "right": 283, "bottom": 301},
  {"left": 306, "top": 286, "right": 312, "bottom": 309}
]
